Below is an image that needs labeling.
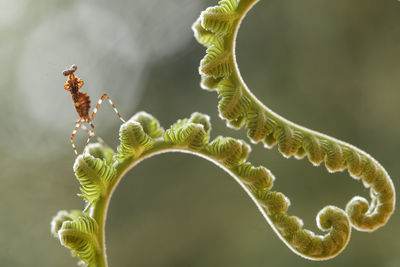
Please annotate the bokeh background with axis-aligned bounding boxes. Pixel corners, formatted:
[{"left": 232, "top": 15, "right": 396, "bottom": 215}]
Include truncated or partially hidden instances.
[{"left": 1, "top": 0, "right": 399, "bottom": 266}]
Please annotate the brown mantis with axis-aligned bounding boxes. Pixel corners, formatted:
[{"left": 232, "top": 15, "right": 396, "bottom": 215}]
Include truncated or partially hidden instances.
[{"left": 63, "top": 64, "right": 125, "bottom": 156}]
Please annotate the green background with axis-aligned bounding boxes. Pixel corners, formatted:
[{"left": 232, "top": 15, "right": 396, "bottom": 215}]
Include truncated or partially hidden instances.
[{"left": 0, "top": 0, "right": 399, "bottom": 266}]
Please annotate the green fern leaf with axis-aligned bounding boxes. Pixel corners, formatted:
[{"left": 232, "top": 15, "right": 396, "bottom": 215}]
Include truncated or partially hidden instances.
[
  {"left": 226, "top": 114, "right": 246, "bottom": 128},
  {"left": 58, "top": 213, "right": 99, "bottom": 267},
  {"left": 264, "top": 132, "right": 277, "bottom": 148},
  {"left": 130, "top": 111, "right": 165, "bottom": 139},
  {"left": 343, "top": 148, "right": 363, "bottom": 178},
  {"left": 302, "top": 134, "right": 325, "bottom": 166},
  {"left": 188, "top": 112, "right": 212, "bottom": 137},
  {"left": 245, "top": 109, "right": 274, "bottom": 142},
  {"left": 321, "top": 141, "right": 346, "bottom": 172},
  {"left": 192, "top": 17, "right": 222, "bottom": 48},
  {"left": 206, "top": 136, "right": 250, "bottom": 168},
  {"left": 287, "top": 206, "right": 350, "bottom": 260},
  {"left": 201, "top": 0, "right": 238, "bottom": 36},
  {"left": 51, "top": 210, "right": 83, "bottom": 238},
  {"left": 200, "top": 39, "right": 232, "bottom": 78},
  {"left": 273, "top": 125, "right": 303, "bottom": 158},
  {"left": 162, "top": 113, "right": 210, "bottom": 150},
  {"left": 84, "top": 143, "right": 115, "bottom": 165},
  {"left": 200, "top": 75, "right": 223, "bottom": 91},
  {"left": 256, "top": 191, "right": 290, "bottom": 214},
  {"left": 294, "top": 146, "right": 307, "bottom": 159},
  {"left": 235, "top": 162, "right": 274, "bottom": 190},
  {"left": 164, "top": 123, "right": 207, "bottom": 151},
  {"left": 74, "top": 155, "right": 116, "bottom": 203},
  {"left": 117, "top": 120, "right": 155, "bottom": 159},
  {"left": 217, "top": 79, "right": 251, "bottom": 121}
]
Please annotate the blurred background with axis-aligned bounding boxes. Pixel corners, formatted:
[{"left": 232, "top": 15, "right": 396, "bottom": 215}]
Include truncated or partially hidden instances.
[{"left": 0, "top": 0, "right": 399, "bottom": 266}]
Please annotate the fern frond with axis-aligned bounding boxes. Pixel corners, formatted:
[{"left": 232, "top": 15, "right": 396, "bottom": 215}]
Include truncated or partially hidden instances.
[
  {"left": 321, "top": 140, "right": 346, "bottom": 172},
  {"left": 245, "top": 108, "right": 274, "bottom": 142},
  {"left": 74, "top": 155, "right": 116, "bottom": 203},
  {"left": 52, "top": 0, "right": 395, "bottom": 263},
  {"left": 117, "top": 120, "right": 155, "bottom": 160},
  {"left": 194, "top": 0, "right": 395, "bottom": 260},
  {"left": 256, "top": 190, "right": 290, "bottom": 214},
  {"left": 200, "top": 39, "right": 232, "bottom": 78},
  {"left": 192, "top": 17, "right": 222, "bottom": 48},
  {"left": 84, "top": 143, "right": 115, "bottom": 165},
  {"left": 273, "top": 125, "right": 303, "bottom": 158},
  {"left": 226, "top": 114, "right": 246, "bottom": 129},
  {"left": 206, "top": 136, "right": 250, "bottom": 168},
  {"left": 286, "top": 206, "right": 350, "bottom": 260},
  {"left": 188, "top": 112, "right": 212, "bottom": 137},
  {"left": 54, "top": 109, "right": 358, "bottom": 263},
  {"left": 162, "top": 113, "right": 211, "bottom": 150},
  {"left": 51, "top": 210, "right": 83, "bottom": 238},
  {"left": 235, "top": 162, "right": 274, "bottom": 189},
  {"left": 200, "top": 75, "right": 223, "bottom": 91},
  {"left": 201, "top": 0, "right": 238, "bottom": 36},
  {"left": 130, "top": 111, "right": 165, "bottom": 139},
  {"left": 217, "top": 78, "right": 251, "bottom": 121},
  {"left": 254, "top": 188, "right": 351, "bottom": 260},
  {"left": 302, "top": 134, "right": 325, "bottom": 166},
  {"left": 343, "top": 148, "right": 363, "bottom": 177},
  {"left": 164, "top": 123, "right": 207, "bottom": 151},
  {"left": 58, "top": 213, "right": 99, "bottom": 267},
  {"left": 294, "top": 146, "right": 307, "bottom": 159}
]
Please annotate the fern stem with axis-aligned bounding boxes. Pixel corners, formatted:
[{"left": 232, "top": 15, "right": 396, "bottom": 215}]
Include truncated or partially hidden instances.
[{"left": 90, "top": 196, "right": 109, "bottom": 267}]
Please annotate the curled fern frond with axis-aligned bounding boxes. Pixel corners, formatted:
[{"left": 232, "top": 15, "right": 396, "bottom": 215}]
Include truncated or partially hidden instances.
[
  {"left": 321, "top": 140, "right": 346, "bottom": 172},
  {"left": 117, "top": 120, "right": 155, "bottom": 160},
  {"left": 194, "top": 0, "right": 395, "bottom": 260},
  {"left": 245, "top": 108, "right": 274, "bottom": 142},
  {"left": 74, "top": 155, "right": 116, "bottom": 204},
  {"left": 285, "top": 206, "right": 351, "bottom": 260},
  {"left": 162, "top": 113, "right": 211, "bottom": 150},
  {"left": 200, "top": 0, "right": 238, "bottom": 36},
  {"left": 51, "top": 210, "right": 83, "bottom": 238},
  {"left": 188, "top": 112, "right": 212, "bottom": 137},
  {"left": 206, "top": 136, "right": 250, "bottom": 168},
  {"left": 235, "top": 162, "right": 275, "bottom": 190},
  {"left": 273, "top": 125, "right": 303, "bottom": 158},
  {"left": 200, "top": 38, "right": 232, "bottom": 78},
  {"left": 130, "top": 111, "right": 165, "bottom": 139},
  {"left": 302, "top": 134, "right": 325, "bottom": 166},
  {"left": 254, "top": 190, "right": 290, "bottom": 214},
  {"left": 200, "top": 75, "right": 223, "bottom": 91},
  {"left": 252, "top": 187, "right": 351, "bottom": 260},
  {"left": 192, "top": 17, "right": 222, "bottom": 48},
  {"left": 164, "top": 122, "right": 208, "bottom": 151},
  {"left": 53, "top": 110, "right": 357, "bottom": 264},
  {"left": 217, "top": 78, "right": 251, "bottom": 121},
  {"left": 84, "top": 143, "right": 115, "bottom": 165},
  {"left": 226, "top": 114, "right": 247, "bottom": 129},
  {"left": 52, "top": 0, "right": 395, "bottom": 263},
  {"left": 345, "top": 161, "right": 395, "bottom": 231},
  {"left": 58, "top": 213, "right": 99, "bottom": 267}
]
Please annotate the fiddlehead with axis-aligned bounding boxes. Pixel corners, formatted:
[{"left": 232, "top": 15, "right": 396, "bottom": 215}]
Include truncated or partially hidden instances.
[
  {"left": 51, "top": 210, "right": 100, "bottom": 267},
  {"left": 163, "top": 115, "right": 209, "bottom": 150},
  {"left": 52, "top": 111, "right": 352, "bottom": 265},
  {"left": 74, "top": 155, "right": 116, "bottom": 205},
  {"left": 193, "top": 0, "right": 395, "bottom": 260}
]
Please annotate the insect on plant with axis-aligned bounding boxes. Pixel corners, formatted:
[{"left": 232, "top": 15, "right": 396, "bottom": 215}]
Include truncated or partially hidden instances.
[
  {"left": 51, "top": 1, "right": 396, "bottom": 265},
  {"left": 63, "top": 64, "right": 126, "bottom": 156}
]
